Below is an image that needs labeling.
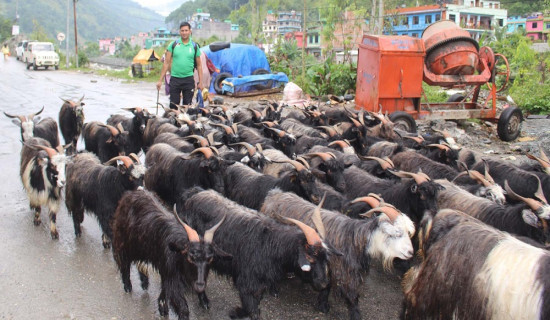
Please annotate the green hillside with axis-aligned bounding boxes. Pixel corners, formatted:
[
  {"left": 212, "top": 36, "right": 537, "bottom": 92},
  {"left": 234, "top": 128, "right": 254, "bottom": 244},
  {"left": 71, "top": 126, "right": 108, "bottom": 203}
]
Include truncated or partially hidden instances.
[{"left": 0, "top": 0, "right": 166, "bottom": 42}]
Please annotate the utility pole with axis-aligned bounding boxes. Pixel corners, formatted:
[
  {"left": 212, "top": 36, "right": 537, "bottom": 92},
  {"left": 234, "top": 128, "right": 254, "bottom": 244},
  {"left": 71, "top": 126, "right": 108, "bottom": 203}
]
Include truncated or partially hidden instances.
[
  {"left": 371, "top": 0, "right": 376, "bottom": 34},
  {"left": 66, "top": 0, "right": 70, "bottom": 68},
  {"left": 73, "top": 0, "right": 78, "bottom": 68},
  {"left": 378, "top": 0, "right": 383, "bottom": 35},
  {"left": 302, "top": 0, "right": 306, "bottom": 81}
]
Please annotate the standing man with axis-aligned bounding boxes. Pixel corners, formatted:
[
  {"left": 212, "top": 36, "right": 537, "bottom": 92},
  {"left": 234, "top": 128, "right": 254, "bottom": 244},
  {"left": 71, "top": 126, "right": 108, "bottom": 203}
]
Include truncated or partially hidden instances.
[{"left": 157, "top": 22, "right": 203, "bottom": 109}]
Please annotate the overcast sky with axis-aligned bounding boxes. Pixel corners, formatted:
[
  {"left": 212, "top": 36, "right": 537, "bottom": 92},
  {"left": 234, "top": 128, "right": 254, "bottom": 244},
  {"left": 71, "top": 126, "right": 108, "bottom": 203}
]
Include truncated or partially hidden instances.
[{"left": 134, "top": 0, "right": 182, "bottom": 16}]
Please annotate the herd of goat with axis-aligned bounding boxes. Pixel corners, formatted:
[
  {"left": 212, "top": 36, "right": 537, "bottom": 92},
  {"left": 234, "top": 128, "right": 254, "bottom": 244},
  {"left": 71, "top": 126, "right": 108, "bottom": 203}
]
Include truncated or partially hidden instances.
[{"left": 4, "top": 96, "right": 550, "bottom": 320}]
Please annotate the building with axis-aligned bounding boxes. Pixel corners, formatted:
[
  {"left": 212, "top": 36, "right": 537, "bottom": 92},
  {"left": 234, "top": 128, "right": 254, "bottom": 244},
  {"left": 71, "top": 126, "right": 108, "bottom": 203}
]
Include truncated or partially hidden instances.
[
  {"left": 278, "top": 11, "right": 302, "bottom": 35},
  {"left": 98, "top": 38, "right": 116, "bottom": 55},
  {"left": 386, "top": 1, "right": 507, "bottom": 40},
  {"left": 506, "top": 15, "right": 526, "bottom": 33},
  {"left": 191, "top": 9, "right": 211, "bottom": 22},
  {"left": 386, "top": 5, "right": 445, "bottom": 37},
  {"left": 263, "top": 11, "right": 278, "bottom": 42},
  {"left": 526, "top": 14, "right": 549, "bottom": 41},
  {"left": 191, "top": 20, "right": 239, "bottom": 41}
]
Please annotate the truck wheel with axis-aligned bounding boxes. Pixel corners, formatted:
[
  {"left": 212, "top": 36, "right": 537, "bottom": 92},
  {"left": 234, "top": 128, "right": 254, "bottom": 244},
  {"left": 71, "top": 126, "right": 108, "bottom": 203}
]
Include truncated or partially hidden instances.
[
  {"left": 214, "top": 72, "right": 232, "bottom": 94},
  {"left": 497, "top": 107, "right": 522, "bottom": 141},
  {"left": 389, "top": 111, "right": 417, "bottom": 133},
  {"left": 447, "top": 93, "right": 465, "bottom": 103},
  {"left": 55, "top": 65, "right": 59, "bottom": 70},
  {"left": 252, "top": 68, "right": 273, "bottom": 90},
  {"left": 33, "top": 60, "right": 38, "bottom": 70},
  {"left": 45, "top": 66, "right": 49, "bottom": 70},
  {"left": 26, "top": 59, "right": 31, "bottom": 70}
]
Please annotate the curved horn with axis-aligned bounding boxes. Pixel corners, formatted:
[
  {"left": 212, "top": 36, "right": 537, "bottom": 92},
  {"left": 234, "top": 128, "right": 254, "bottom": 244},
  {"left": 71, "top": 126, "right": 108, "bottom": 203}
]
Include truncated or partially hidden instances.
[
  {"left": 104, "top": 156, "right": 133, "bottom": 168},
  {"left": 229, "top": 142, "right": 256, "bottom": 156},
  {"left": 210, "top": 122, "right": 233, "bottom": 135},
  {"left": 360, "top": 156, "right": 394, "bottom": 170},
  {"left": 482, "top": 159, "right": 496, "bottom": 184},
  {"left": 351, "top": 195, "right": 382, "bottom": 208},
  {"left": 189, "top": 147, "right": 214, "bottom": 159},
  {"left": 204, "top": 216, "right": 225, "bottom": 244},
  {"left": 328, "top": 140, "right": 351, "bottom": 149},
  {"left": 304, "top": 152, "right": 335, "bottom": 162},
  {"left": 316, "top": 126, "right": 337, "bottom": 137},
  {"left": 504, "top": 180, "right": 543, "bottom": 211},
  {"left": 526, "top": 152, "right": 550, "bottom": 172},
  {"left": 128, "top": 153, "right": 141, "bottom": 164},
  {"left": 116, "top": 122, "right": 125, "bottom": 133},
  {"left": 78, "top": 95, "right": 85, "bottom": 103},
  {"left": 261, "top": 121, "right": 277, "bottom": 128},
  {"left": 403, "top": 135, "right": 425, "bottom": 144},
  {"left": 390, "top": 170, "right": 429, "bottom": 184},
  {"left": 280, "top": 159, "right": 306, "bottom": 172},
  {"left": 295, "top": 157, "right": 310, "bottom": 169},
  {"left": 533, "top": 176, "right": 548, "bottom": 204},
  {"left": 468, "top": 170, "right": 492, "bottom": 187},
  {"left": 29, "top": 106, "right": 44, "bottom": 119},
  {"left": 182, "top": 135, "right": 209, "bottom": 147},
  {"left": 247, "top": 108, "right": 262, "bottom": 119},
  {"left": 59, "top": 97, "right": 74, "bottom": 105},
  {"left": 122, "top": 107, "right": 137, "bottom": 113},
  {"left": 34, "top": 144, "right": 59, "bottom": 158},
  {"left": 255, "top": 143, "right": 263, "bottom": 153},
  {"left": 284, "top": 217, "right": 322, "bottom": 246},
  {"left": 268, "top": 127, "right": 286, "bottom": 138},
  {"left": 3, "top": 111, "right": 25, "bottom": 122},
  {"left": 360, "top": 203, "right": 400, "bottom": 222},
  {"left": 172, "top": 205, "right": 200, "bottom": 243},
  {"left": 427, "top": 144, "right": 451, "bottom": 151},
  {"left": 105, "top": 125, "right": 120, "bottom": 136},
  {"left": 311, "top": 192, "right": 327, "bottom": 239},
  {"left": 348, "top": 116, "right": 362, "bottom": 128}
]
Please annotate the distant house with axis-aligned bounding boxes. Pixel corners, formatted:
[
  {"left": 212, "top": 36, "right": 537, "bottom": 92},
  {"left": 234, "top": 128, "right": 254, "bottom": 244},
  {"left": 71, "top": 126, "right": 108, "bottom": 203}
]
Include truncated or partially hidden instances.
[
  {"left": 98, "top": 38, "right": 116, "bottom": 55},
  {"left": 526, "top": 14, "right": 549, "bottom": 41},
  {"left": 386, "top": 5, "right": 444, "bottom": 38},
  {"left": 278, "top": 11, "right": 302, "bottom": 35},
  {"left": 507, "top": 15, "right": 526, "bottom": 34}
]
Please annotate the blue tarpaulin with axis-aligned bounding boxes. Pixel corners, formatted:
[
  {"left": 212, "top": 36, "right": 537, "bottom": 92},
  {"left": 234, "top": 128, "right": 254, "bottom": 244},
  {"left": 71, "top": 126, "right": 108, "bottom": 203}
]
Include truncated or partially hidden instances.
[
  {"left": 202, "top": 43, "right": 271, "bottom": 93},
  {"left": 221, "top": 73, "right": 289, "bottom": 94}
]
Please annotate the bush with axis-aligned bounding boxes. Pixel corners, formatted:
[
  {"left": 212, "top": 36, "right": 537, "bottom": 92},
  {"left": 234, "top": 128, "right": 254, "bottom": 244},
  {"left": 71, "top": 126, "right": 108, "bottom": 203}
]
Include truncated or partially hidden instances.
[
  {"left": 509, "top": 77, "right": 550, "bottom": 114},
  {"left": 421, "top": 83, "right": 449, "bottom": 103}
]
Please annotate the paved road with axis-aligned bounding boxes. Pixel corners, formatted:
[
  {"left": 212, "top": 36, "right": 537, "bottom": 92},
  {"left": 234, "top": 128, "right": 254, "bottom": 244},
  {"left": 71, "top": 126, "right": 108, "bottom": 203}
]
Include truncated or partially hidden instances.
[{"left": 0, "top": 57, "right": 404, "bottom": 320}]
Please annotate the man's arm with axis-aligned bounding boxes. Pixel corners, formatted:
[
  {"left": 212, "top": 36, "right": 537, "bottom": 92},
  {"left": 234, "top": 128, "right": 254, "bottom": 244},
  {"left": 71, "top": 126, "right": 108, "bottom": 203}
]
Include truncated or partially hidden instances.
[
  {"left": 156, "top": 51, "right": 172, "bottom": 91},
  {"left": 195, "top": 55, "right": 203, "bottom": 90}
]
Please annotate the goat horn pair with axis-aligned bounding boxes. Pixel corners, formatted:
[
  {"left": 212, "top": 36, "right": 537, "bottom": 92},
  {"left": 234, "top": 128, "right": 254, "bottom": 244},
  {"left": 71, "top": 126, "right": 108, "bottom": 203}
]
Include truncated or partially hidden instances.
[
  {"left": 105, "top": 155, "right": 133, "bottom": 168},
  {"left": 247, "top": 108, "right": 262, "bottom": 119},
  {"left": 526, "top": 148, "right": 550, "bottom": 172},
  {"left": 268, "top": 127, "right": 287, "bottom": 138},
  {"left": 261, "top": 121, "right": 278, "bottom": 128},
  {"left": 391, "top": 170, "right": 430, "bottom": 185},
  {"left": 360, "top": 156, "right": 395, "bottom": 170},
  {"left": 29, "top": 106, "right": 44, "bottom": 119},
  {"left": 277, "top": 159, "right": 306, "bottom": 172},
  {"left": 295, "top": 157, "right": 310, "bottom": 169},
  {"left": 210, "top": 114, "right": 227, "bottom": 123},
  {"left": 229, "top": 142, "right": 256, "bottom": 156},
  {"left": 104, "top": 124, "right": 120, "bottom": 136},
  {"left": 467, "top": 170, "right": 492, "bottom": 187},
  {"left": 282, "top": 193, "right": 326, "bottom": 246},
  {"left": 310, "top": 192, "right": 327, "bottom": 239},
  {"left": 504, "top": 180, "right": 546, "bottom": 212},
  {"left": 361, "top": 203, "right": 400, "bottom": 222},
  {"left": 348, "top": 116, "right": 362, "bottom": 128},
  {"left": 59, "top": 97, "right": 75, "bottom": 106},
  {"left": 172, "top": 205, "right": 200, "bottom": 243},
  {"left": 328, "top": 140, "right": 351, "bottom": 149},
  {"left": 403, "top": 135, "right": 425, "bottom": 144},
  {"left": 304, "top": 152, "right": 335, "bottom": 162},
  {"left": 129, "top": 153, "right": 140, "bottom": 164},
  {"left": 34, "top": 144, "right": 59, "bottom": 158},
  {"left": 481, "top": 160, "right": 496, "bottom": 184}
]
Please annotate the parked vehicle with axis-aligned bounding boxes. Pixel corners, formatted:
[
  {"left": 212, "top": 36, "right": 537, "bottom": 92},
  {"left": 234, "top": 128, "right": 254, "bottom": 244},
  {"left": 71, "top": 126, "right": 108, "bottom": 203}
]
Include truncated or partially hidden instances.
[
  {"left": 23, "top": 42, "right": 59, "bottom": 70},
  {"left": 16, "top": 40, "right": 35, "bottom": 61}
]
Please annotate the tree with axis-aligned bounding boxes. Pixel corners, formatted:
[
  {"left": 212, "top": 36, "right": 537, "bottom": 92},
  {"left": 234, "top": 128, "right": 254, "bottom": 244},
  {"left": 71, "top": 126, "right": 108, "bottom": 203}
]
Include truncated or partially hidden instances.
[
  {"left": 83, "top": 41, "right": 100, "bottom": 58},
  {"left": 29, "top": 20, "right": 53, "bottom": 42},
  {"left": 0, "top": 15, "right": 12, "bottom": 42}
]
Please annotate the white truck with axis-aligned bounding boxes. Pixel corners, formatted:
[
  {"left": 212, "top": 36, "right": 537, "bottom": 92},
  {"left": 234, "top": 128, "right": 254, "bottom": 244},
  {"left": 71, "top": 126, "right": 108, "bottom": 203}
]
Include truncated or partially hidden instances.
[{"left": 23, "top": 42, "right": 59, "bottom": 70}]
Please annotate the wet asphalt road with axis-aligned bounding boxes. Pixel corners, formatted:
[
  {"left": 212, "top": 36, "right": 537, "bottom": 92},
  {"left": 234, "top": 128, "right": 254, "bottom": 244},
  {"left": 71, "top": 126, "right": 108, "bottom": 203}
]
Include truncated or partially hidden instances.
[{"left": 0, "top": 57, "right": 404, "bottom": 320}]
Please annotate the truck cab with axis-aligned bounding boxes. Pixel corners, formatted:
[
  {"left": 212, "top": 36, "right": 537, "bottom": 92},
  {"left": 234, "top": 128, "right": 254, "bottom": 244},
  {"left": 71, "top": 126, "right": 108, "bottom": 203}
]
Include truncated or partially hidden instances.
[{"left": 23, "top": 42, "right": 59, "bottom": 70}]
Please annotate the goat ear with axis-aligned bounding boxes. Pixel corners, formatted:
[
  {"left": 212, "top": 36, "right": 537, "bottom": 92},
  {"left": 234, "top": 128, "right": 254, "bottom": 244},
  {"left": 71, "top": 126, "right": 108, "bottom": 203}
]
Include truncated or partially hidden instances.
[
  {"left": 521, "top": 209, "right": 540, "bottom": 228},
  {"left": 169, "top": 241, "right": 189, "bottom": 255},
  {"left": 33, "top": 116, "right": 41, "bottom": 123},
  {"left": 410, "top": 184, "right": 418, "bottom": 193},
  {"left": 323, "top": 241, "right": 343, "bottom": 257},
  {"left": 199, "top": 159, "right": 209, "bottom": 168},
  {"left": 213, "top": 245, "right": 233, "bottom": 260},
  {"left": 11, "top": 119, "right": 22, "bottom": 127},
  {"left": 310, "top": 168, "right": 326, "bottom": 180}
]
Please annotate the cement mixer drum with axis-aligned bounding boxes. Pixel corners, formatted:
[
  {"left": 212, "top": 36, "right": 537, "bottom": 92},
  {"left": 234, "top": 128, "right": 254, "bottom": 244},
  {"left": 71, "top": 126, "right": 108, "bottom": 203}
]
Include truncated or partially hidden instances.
[{"left": 422, "top": 20, "right": 480, "bottom": 76}]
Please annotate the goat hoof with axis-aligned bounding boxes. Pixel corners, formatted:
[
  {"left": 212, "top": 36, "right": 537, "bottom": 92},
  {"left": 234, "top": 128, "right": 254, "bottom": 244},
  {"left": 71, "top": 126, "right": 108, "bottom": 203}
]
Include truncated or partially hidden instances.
[
  {"left": 158, "top": 299, "right": 169, "bottom": 316},
  {"left": 141, "top": 279, "right": 149, "bottom": 291},
  {"left": 33, "top": 218, "right": 41, "bottom": 226},
  {"left": 199, "top": 296, "right": 209, "bottom": 310},
  {"left": 102, "top": 241, "right": 111, "bottom": 249},
  {"left": 50, "top": 231, "right": 59, "bottom": 240},
  {"left": 123, "top": 283, "right": 132, "bottom": 293},
  {"left": 316, "top": 301, "right": 330, "bottom": 314}
]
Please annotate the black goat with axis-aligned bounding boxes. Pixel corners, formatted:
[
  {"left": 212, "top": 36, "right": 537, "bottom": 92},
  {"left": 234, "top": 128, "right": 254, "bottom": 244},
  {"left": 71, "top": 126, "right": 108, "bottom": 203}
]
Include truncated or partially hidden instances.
[
  {"left": 20, "top": 137, "right": 68, "bottom": 239},
  {"left": 82, "top": 121, "right": 130, "bottom": 162},
  {"left": 224, "top": 161, "right": 322, "bottom": 210},
  {"left": 179, "top": 188, "right": 337, "bottom": 320},
  {"left": 106, "top": 107, "right": 151, "bottom": 154},
  {"left": 58, "top": 96, "right": 85, "bottom": 155},
  {"left": 261, "top": 190, "right": 415, "bottom": 320},
  {"left": 144, "top": 144, "right": 231, "bottom": 205},
  {"left": 65, "top": 153, "right": 145, "bottom": 248},
  {"left": 112, "top": 190, "right": 227, "bottom": 319}
]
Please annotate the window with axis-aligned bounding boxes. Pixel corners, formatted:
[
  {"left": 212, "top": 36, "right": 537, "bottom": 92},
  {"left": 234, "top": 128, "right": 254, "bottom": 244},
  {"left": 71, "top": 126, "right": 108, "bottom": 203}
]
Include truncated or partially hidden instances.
[
  {"left": 547, "top": 24, "right": 550, "bottom": 29},
  {"left": 413, "top": 16, "right": 419, "bottom": 25},
  {"left": 498, "top": 19, "right": 503, "bottom": 27},
  {"left": 412, "top": 33, "right": 418, "bottom": 38},
  {"left": 494, "top": 4, "right": 498, "bottom": 8},
  {"left": 449, "top": 14, "right": 456, "bottom": 22},
  {"left": 533, "top": 22, "right": 538, "bottom": 28},
  {"left": 315, "top": 35, "right": 319, "bottom": 43},
  {"left": 425, "top": 15, "right": 432, "bottom": 24},
  {"left": 518, "top": 25, "right": 523, "bottom": 29},
  {"left": 436, "top": 14, "right": 441, "bottom": 21}
]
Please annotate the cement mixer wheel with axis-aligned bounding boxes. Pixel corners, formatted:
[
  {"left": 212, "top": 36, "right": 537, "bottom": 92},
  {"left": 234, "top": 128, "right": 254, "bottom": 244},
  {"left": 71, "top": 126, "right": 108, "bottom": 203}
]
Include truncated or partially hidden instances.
[
  {"left": 487, "top": 53, "right": 510, "bottom": 93},
  {"left": 389, "top": 111, "right": 417, "bottom": 133},
  {"left": 497, "top": 107, "right": 522, "bottom": 141}
]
